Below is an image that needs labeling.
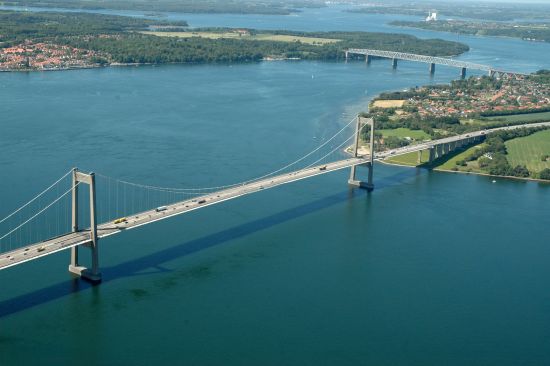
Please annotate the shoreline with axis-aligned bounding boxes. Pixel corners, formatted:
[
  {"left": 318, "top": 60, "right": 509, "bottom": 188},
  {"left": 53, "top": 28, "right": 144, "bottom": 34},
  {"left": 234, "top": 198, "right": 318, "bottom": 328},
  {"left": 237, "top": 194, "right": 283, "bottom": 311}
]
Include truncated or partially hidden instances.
[
  {"left": 0, "top": 65, "right": 103, "bottom": 72},
  {"left": 0, "top": 59, "right": 286, "bottom": 73},
  {"left": 380, "top": 158, "right": 550, "bottom": 184},
  {"left": 433, "top": 167, "right": 550, "bottom": 184}
]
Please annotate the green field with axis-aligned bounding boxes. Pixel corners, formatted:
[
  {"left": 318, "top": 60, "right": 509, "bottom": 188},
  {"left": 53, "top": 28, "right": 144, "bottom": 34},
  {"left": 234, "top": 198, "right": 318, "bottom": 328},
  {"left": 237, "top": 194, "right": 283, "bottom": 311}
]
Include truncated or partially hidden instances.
[
  {"left": 379, "top": 128, "right": 431, "bottom": 140},
  {"left": 142, "top": 31, "right": 341, "bottom": 45},
  {"left": 505, "top": 130, "right": 550, "bottom": 172},
  {"left": 484, "top": 111, "right": 550, "bottom": 123},
  {"left": 385, "top": 149, "right": 431, "bottom": 166}
]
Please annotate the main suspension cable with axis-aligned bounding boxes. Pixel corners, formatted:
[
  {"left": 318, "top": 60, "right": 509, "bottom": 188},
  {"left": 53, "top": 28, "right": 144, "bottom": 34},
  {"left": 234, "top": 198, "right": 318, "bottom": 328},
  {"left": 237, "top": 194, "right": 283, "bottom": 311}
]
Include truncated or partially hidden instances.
[
  {"left": 97, "top": 115, "right": 359, "bottom": 193},
  {"left": 0, "top": 169, "right": 73, "bottom": 225}
]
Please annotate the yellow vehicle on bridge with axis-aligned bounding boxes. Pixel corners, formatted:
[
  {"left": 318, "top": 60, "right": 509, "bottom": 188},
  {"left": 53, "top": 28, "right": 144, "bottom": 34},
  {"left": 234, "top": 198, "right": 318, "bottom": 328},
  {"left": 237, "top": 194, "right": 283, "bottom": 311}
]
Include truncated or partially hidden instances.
[{"left": 113, "top": 217, "right": 128, "bottom": 224}]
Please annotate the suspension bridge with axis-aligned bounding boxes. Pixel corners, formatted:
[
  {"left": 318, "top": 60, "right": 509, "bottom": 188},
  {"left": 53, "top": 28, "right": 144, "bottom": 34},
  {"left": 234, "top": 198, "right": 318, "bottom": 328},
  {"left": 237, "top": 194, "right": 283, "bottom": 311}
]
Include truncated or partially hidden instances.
[
  {"left": 345, "top": 49, "right": 528, "bottom": 78},
  {"left": 1, "top": 117, "right": 548, "bottom": 282}
]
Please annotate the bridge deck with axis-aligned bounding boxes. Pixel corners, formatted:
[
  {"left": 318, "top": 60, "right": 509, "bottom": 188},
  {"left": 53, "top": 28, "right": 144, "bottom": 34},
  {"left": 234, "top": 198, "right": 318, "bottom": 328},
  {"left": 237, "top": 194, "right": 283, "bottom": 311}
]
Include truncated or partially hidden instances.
[{"left": 0, "top": 157, "right": 367, "bottom": 271}]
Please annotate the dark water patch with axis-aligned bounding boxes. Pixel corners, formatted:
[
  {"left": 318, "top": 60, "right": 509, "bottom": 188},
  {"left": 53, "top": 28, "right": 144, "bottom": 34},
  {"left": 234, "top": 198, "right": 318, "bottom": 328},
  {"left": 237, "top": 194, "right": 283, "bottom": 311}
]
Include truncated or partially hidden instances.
[{"left": 129, "top": 288, "right": 149, "bottom": 299}]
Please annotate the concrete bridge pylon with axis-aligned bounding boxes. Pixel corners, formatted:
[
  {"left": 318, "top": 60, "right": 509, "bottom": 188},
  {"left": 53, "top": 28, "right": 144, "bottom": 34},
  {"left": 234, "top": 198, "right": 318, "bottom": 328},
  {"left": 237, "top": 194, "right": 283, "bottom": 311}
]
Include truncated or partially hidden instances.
[
  {"left": 349, "top": 116, "right": 375, "bottom": 191},
  {"left": 68, "top": 168, "right": 102, "bottom": 283}
]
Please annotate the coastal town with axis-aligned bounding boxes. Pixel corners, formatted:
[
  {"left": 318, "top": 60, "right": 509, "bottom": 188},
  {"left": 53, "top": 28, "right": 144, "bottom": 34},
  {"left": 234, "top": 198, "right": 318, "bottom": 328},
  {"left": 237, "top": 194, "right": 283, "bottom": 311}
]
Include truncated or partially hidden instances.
[
  {"left": 405, "top": 74, "right": 550, "bottom": 118},
  {"left": 366, "top": 72, "right": 550, "bottom": 145},
  {"left": 0, "top": 40, "right": 108, "bottom": 71}
]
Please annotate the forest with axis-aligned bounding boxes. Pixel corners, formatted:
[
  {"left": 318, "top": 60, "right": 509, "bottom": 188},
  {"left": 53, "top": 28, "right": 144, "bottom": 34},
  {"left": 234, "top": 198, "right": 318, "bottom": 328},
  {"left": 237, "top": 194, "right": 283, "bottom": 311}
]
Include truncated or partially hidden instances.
[{"left": 0, "top": 11, "right": 187, "bottom": 47}]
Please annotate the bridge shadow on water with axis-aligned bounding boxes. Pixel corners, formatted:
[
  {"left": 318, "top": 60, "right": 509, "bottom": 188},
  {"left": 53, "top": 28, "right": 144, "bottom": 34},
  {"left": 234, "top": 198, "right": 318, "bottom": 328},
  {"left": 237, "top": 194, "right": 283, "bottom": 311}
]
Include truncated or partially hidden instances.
[{"left": 0, "top": 167, "right": 422, "bottom": 319}]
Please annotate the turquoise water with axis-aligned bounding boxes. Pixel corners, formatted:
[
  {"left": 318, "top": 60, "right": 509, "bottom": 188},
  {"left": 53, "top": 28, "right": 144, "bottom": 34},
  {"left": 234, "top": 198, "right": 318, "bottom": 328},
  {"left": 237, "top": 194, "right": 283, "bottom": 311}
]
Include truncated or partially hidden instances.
[
  {"left": 3, "top": 4, "right": 550, "bottom": 72},
  {"left": 1, "top": 8, "right": 550, "bottom": 366}
]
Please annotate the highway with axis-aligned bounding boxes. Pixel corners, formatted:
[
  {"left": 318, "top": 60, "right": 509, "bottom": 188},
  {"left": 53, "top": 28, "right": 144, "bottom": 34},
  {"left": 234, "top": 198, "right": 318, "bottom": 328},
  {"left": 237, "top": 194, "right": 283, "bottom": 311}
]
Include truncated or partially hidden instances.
[{"left": 1, "top": 121, "right": 549, "bottom": 271}]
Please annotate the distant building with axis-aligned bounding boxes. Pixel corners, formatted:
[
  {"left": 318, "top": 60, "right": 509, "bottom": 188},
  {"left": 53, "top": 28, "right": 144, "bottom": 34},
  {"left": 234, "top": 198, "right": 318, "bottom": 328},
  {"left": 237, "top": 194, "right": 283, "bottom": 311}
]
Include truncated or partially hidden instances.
[{"left": 425, "top": 12, "right": 437, "bottom": 22}]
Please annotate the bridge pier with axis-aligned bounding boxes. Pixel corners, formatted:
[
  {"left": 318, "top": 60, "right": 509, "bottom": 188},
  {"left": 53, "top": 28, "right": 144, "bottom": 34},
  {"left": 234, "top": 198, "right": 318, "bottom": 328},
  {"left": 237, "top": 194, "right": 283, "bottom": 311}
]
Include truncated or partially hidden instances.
[
  {"left": 428, "top": 147, "right": 435, "bottom": 163},
  {"left": 349, "top": 116, "right": 374, "bottom": 191},
  {"left": 68, "top": 168, "right": 102, "bottom": 283},
  {"left": 366, "top": 54, "right": 372, "bottom": 65},
  {"left": 461, "top": 67, "right": 467, "bottom": 79},
  {"left": 442, "top": 143, "right": 451, "bottom": 155},
  {"left": 417, "top": 150, "right": 422, "bottom": 164},
  {"left": 436, "top": 144, "right": 444, "bottom": 159},
  {"left": 392, "top": 58, "right": 398, "bottom": 69},
  {"left": 429, "top": 63, "right": 436, "bottom": 75}
]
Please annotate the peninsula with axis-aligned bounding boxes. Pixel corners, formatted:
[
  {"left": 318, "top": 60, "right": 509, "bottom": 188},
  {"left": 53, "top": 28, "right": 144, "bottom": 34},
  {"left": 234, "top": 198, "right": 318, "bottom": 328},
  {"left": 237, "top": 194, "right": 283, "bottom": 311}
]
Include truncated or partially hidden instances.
[
  {"left": 0, "top": 10, "right": 469, "bottom": 71},
  {"left": 392, "top": 20, "right": 550, "bottom": 43},
  {"left": 362, "top": 71, "right": 550, "bottom": 180}
]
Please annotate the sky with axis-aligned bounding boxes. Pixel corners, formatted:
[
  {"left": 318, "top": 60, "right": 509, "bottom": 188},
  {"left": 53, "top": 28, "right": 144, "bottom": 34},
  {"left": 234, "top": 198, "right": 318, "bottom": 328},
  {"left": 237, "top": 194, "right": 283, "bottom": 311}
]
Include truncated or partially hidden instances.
[{"left": 352, "top": 0, "right": 550, "bottom": 4}]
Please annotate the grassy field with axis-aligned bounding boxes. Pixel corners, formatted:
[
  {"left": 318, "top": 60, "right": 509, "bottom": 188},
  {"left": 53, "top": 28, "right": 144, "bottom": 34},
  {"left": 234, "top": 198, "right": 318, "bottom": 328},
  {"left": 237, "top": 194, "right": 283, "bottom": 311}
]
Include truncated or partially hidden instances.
[
  {"left": 505, "top": 129, "right": 550, "bottom": 172},
  {"left": 379, "top": 128, "right": 431, "bottom": 140},
  {"left": 434, "top": 144, "right": 485, "bottom": 172},
  {"left": 142, "top": 31, "right": 341, "bottom": 45},
  {"left": 483, "top": 111, "right": 550, "bottom": 123},
  {"left": 372, "top": 100, "right": 405, "bottom": 108}
]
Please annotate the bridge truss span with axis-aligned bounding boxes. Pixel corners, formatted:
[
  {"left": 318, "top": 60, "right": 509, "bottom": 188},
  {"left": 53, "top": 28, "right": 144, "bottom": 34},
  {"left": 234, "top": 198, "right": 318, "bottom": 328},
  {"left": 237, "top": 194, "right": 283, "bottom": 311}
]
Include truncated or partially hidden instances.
[{"left": 345, "top": 48, "right": 527, "bottom": 77}]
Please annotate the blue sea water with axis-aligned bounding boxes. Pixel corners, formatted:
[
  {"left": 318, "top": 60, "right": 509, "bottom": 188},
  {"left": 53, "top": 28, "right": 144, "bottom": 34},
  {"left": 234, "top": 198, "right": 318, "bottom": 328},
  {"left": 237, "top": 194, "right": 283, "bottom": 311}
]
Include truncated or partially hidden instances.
[{"left": 1, "top": 6, "right": 550, "bottom": 365}]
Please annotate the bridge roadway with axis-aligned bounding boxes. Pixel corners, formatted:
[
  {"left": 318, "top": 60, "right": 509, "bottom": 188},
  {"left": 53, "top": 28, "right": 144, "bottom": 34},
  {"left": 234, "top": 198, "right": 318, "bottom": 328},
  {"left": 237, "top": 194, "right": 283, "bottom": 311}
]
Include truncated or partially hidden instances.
[
  {"left": 0, "top": 157, "right": 367, "bottom": 271},
  {"left": 2, "top": 121, "right": 549, "bottom": 272},
  {"left": 345, "top": 48, "right": 528, "bottom": 76}
]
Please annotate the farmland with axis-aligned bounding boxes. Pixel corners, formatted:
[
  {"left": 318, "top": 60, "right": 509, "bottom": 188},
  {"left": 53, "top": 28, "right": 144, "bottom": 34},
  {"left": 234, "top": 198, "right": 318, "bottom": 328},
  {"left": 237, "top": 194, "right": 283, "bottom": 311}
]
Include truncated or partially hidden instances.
[
  {"left": 505, "top": 129, "right": 550, "bottom": 172},
  {"left": 483, "top": 111, "right": 550, "bottom": 123},
  {"left": 142, "top": 31, "right": 341, "bottom": 45}
]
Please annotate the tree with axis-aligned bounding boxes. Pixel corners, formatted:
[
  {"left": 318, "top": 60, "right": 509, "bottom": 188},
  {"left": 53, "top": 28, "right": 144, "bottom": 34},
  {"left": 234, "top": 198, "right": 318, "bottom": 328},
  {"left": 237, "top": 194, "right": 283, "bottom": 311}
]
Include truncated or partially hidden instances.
[
  {"left": 540, "top": 168, "right": 550, "bottom": 180},
  {"left": 511, "top": 165, "right": 530, "bottom": 178},
  {"left": 384, "top": 136, "right": 409, "bottom": 149},
  {"left": 477, "top": 157, "right": 491, "bottom": 168}
]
